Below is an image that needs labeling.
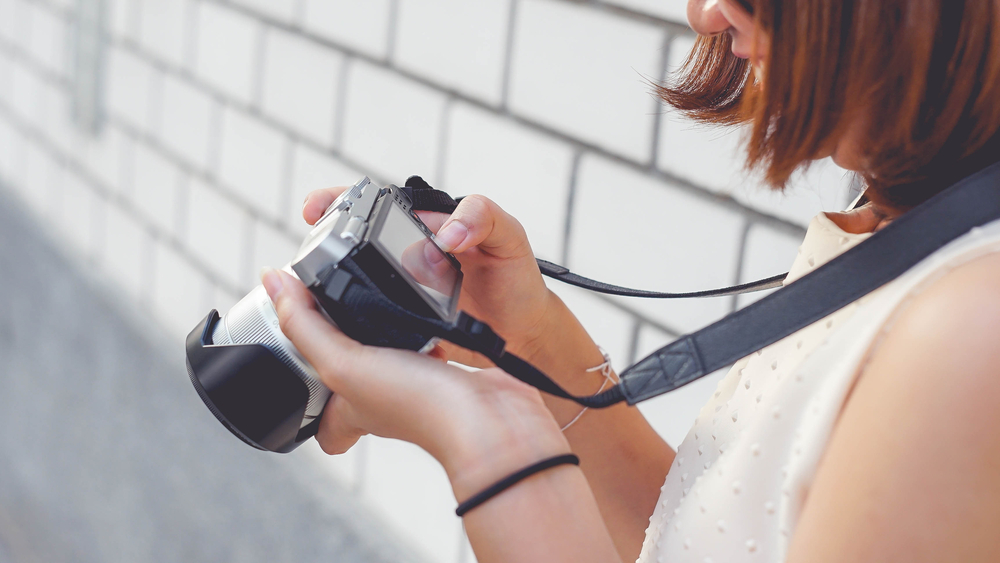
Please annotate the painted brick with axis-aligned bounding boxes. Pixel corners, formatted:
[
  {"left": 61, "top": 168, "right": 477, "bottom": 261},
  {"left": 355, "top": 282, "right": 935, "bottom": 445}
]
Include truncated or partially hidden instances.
[
  {"left": 287, "top": 143, "right": 362, "bottom": 235},
  {"left": 508, "top": 0, "right": 664, "bottom": 163},
  {"left": 248, "top": 219, "right": 298, "bottom": 288},
  {"left": 0, "top": 49, "right": 11, "bottom": 101},
  {"left": 633, "top": 324, "right": 731, "bottom": 446},
  {"left": 6, "top": 0, "right": 30, "bottom": 47},
  {"left": 35, "top": 76, "right": 78, "bottom": 157},
  {"left": 0, "top": 0, "right": 21, "bottom": 45},
  {"left": 158, "top": 72, "right": 216, "bottom": 171},
  {"left": 45, "top": 0, "right": 74, "bottom": 12},
  {"left": 102, "top": 201, "right": 150, "bottom": 301},
  {"left": 194, "top": 2, "right": 260, "bottom": 105},
  {"left": 0, "top": 118, "right": 26, "bottom": 188},
  {"left": 736, "top": 222, "right": 802, "bottom": 309},
  {"left": 441, "top": 102, "right": 574, "bottom": 262},
  {"left": 545, "top": 282, "right": 635, "bottom": 374},
  {"left": 301, "top": 0, "right": 392, "bottom": 60},
  {"left": 138, "top": 0, "right": 192, "bottom": 69},
  {"left": 341, "top": 61, "right": 447, "bottom": 185},
  {"left": 152, "top": 240, "right": 212, "bottom": 341},
  {"left": 131, "top": 143, "right": 183, "bottom": 237},
  {"left": 569, "top": 154, "right": 744, "bottom": 333},
  {"left": 185, "top": 177, "right": 250, "bottom": 288},
  {"left": 57, "top": 173, "right": 101, "bottom": 261},
  {"left": 109, "top": 0, "right": 138, "bottom": 42},
  {"left": 80, "top": 126, "right": 129, "bottom": 195},
  {"left": 217, "top": 106, "right": 290, "bottom": 220},
  {"left": 21, "top": 140, "right": 60, "bottom": 216},
  {"left": 363, "top": 438, "right": 463, "bottom": 563},
  {"left": 394, "top": 0, "right": 510, "bottom": 105},
  {"left": 0, "top": 116, "right": 14, "bottom": 181},
  {"left": 26, "top": 3, "right": 68, "bottom": 77},
  {"left": 107, "top": 47, "right": 155, "bottom": 131},
  {"left": 10, "top": 63, "right": 41, "bottom": 123},
  {"left": 231, "top": 0, "right": 298, "bottom": 24},
  {"left": 260, "top": 28, "right": 343, "bottom": 147},
  {"left": 604, "top": 0, "right": 689, "bottom": 23}
]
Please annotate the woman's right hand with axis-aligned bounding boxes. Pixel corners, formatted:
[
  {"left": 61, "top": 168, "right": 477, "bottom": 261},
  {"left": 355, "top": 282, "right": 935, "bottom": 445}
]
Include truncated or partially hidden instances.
[{"left": 303, "top": 188, "right": 559, "bottom": 365}]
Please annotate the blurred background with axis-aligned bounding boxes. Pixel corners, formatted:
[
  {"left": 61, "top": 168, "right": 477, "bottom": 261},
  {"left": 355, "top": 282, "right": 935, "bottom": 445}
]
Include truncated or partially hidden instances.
[{"left": 0, "top": 0, "right": 856, "bottom": 561}]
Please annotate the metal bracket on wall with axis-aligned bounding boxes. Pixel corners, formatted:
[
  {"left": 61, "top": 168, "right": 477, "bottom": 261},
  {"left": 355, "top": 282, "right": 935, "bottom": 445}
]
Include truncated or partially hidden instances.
[{"left": 72, "top": 0, "right": 106, "bottom": 135}]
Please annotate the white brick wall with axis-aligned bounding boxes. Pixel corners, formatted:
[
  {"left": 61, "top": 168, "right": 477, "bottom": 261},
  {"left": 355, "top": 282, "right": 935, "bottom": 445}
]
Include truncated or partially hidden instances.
[
  {"left": 186, "top": 176, "right": 250, "bottom": 289},
  {"left": 508, "top": 0, "right": 665, "bottom": 162},
  {"left": 341, "top": 61, "right": 447, "bottom": 184},
  {"left": 441, "top": 102, "right": 574, "bottom": 262},
  {"left": 569, "top": 154, "right": 744, "bottom": 333},
  {"left": 138, "top": 0, "right": 193, "bottom": 69},
  {"left": 158, "top": 72, "right": 217, "bottom": 170},
  {"left": 194, "top": 2, "right": 260, "bottom": 105},
  {"left": 301, "top": 0, "right": 393, "bottom": 61},
  {"left": 394, "top": 0, "right": 511, "bottom": 106},
  {"left": 217, "top": 105, "right": 290, "bottom": 219},
  {"left": 0, "top": 1, "right": 858, "bottom": 561},
  {"left": 107, "top": 46, "right": 154, "bottom": 131},
  {"left": 261, "top": 27, "right": 343, "bottom": 147},
  {"left": 25, "top": 1, "right": 67, "bottom": 76}
]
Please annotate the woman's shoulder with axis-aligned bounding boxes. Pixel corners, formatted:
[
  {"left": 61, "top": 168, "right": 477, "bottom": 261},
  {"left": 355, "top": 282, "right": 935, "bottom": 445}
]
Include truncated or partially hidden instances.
[
  {"left": 856, "top": 248, "right": 1000, "bottom": 429},
  {"left": 784, "top": 251, "right": 1000, "bottom": 562}
]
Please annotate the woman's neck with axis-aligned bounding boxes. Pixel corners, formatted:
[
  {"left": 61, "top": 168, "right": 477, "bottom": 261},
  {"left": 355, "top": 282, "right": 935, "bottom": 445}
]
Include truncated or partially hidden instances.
[{"left": 824, "top": 203, "right": 894, "bottom": 234}]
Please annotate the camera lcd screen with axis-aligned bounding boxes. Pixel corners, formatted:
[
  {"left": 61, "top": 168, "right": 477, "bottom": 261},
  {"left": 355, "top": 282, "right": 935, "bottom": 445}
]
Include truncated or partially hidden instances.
[{"left": 376, "top": 203, "right": 460, "bottom": 314}]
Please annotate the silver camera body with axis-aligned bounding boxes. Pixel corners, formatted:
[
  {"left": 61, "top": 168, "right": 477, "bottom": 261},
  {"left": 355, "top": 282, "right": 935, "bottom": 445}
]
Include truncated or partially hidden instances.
[{"left": 187, "top": 177, "right": 463, "bottom": 452}]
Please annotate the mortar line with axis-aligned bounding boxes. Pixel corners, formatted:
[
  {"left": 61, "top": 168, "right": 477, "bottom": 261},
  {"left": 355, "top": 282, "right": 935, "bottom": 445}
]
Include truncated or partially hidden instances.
[
  {"left": 560, "top": 150, "right": 584, "bottom": 267},
  {"left": 385, "top": 0, "right": 399, "bottom": 64},
  {"left": 648, "top": 31, "right": 673, "bottom": 171},
  {"left": 730, "top": 219, "right": 753, "bottom": 313},
  {"left": 499, "top": 0, "right": 520, "bottom": 111}
]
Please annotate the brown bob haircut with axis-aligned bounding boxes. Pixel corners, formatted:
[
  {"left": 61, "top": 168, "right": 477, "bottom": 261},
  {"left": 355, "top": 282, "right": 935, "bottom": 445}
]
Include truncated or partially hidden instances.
[{"left": 660, "top": 0, "right": 1000, "bottom": 214}]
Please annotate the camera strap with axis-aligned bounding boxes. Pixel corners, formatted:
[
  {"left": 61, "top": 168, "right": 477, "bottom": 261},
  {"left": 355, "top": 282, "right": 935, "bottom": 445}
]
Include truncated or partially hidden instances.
[
  {"left": 402, "top": 161, "right": 1000, "bottom": 406},
  {"left": 402, "top": 176, "right": 788, "bottom": 298}
]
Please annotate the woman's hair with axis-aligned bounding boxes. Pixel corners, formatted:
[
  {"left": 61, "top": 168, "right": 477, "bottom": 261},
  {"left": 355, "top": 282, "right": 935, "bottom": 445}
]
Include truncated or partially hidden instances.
[{"left": 660, "top": 0, "right": 1000, "bottom": 214}]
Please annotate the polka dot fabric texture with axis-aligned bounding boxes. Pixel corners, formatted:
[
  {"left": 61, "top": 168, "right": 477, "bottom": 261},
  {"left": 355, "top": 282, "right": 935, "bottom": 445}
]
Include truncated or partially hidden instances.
[{"left": 637, "top": 212, "right": 1000, "bottom": 563}]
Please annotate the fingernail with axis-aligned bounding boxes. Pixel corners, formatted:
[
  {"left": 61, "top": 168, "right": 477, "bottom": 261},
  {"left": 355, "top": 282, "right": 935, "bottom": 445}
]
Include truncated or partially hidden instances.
[
  {"left": 261, "top": 267, "right": 284, "bottom": 301},
  {"left": 434, "top": 221, "right": 468, "bottom": 252}
]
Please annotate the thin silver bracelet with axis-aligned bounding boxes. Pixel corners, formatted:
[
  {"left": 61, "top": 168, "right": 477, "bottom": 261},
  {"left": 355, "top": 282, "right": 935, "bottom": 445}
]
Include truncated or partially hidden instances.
[{"left": 561, "top": 347, "right": 618, "bottom": 432}]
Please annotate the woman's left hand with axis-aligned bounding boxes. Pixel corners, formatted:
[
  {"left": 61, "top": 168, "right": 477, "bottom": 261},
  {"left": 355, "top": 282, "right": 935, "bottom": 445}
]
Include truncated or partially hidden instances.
[{"left": 260, "top": 268, "right": 571, "bottom": 495}]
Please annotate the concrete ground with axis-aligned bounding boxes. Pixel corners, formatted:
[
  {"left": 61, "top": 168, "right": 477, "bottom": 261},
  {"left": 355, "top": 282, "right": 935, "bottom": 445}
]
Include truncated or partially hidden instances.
[{"left": 0, "top": 187, "right": 421, "bottom": 563}]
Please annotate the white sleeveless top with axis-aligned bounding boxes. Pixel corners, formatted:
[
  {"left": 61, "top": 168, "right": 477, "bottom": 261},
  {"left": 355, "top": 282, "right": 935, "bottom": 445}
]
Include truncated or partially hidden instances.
[{"left": 636, "top": 211, "right": 1000, "bottom": 563}]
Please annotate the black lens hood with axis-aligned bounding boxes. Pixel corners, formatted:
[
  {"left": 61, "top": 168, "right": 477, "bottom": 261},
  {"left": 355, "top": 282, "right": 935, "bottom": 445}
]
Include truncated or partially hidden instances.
[{"left": 185, "top": 311, "right": 320, "bottom": 453}]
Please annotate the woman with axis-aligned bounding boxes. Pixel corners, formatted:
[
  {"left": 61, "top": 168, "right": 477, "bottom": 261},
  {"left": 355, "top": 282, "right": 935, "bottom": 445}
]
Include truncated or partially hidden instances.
[{"left": 261, "top": 0, "right": 1000, "bottom": 561}]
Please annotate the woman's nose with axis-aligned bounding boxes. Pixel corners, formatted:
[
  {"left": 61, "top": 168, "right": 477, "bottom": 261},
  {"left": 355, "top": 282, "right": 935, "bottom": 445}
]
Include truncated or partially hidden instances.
[{"left": 687, "top": 0, "right": 732, "bottom": 36}]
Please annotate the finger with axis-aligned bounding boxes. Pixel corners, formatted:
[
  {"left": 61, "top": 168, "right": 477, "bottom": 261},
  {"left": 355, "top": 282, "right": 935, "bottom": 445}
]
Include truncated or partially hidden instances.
[
  {"left": 426, "top": 344, "right": 449, "bottom": 363},
  {"left": 315, "top": 394, "right": 366, "bottom": 455},
  {"left": 436, "top": 341, "right": 493, "bottom": 369},
  {"left": 303, "top": 186, "right": 350, "bottom": 226},
  {"left": 413, "top": 210, "right": 450, "bottom": 233},
  {"left": 432, "top": 195, "right": 530, "bottom": 258},
  {"left": 262, "top": 268, "right": 364, "bottom": 390}
]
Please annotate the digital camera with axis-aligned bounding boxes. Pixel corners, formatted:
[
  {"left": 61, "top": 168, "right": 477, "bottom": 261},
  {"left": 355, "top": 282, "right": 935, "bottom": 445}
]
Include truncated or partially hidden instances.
[{"left": 186, "top": 177, "right": 464, "bottom": 453}]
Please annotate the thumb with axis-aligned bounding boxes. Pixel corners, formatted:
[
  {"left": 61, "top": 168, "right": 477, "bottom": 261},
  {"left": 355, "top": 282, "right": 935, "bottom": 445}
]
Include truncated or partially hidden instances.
[
  {"left": 432, "top": 195, "right": 531, "bottom": 259},
  {"left": 261, "top": 268, "right": 364, "bottom": 391}
]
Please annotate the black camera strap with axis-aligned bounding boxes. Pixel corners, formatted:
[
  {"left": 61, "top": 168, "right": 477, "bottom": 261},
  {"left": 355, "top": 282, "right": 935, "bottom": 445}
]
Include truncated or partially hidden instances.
[{"left": 402, "top": 162, "right": 1000, "bottom": 406}]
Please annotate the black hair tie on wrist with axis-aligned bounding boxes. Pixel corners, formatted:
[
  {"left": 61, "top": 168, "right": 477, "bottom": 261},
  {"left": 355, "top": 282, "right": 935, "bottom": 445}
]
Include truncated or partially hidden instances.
[{"left": 455, "top": 454, "right": 580, "bottom": 517}]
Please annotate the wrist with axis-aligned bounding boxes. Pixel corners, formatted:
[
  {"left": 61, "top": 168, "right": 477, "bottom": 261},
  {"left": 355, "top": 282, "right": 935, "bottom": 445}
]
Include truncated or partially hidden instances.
[{"left": 430, "top": 383, "right": 572, "bottom": 503}]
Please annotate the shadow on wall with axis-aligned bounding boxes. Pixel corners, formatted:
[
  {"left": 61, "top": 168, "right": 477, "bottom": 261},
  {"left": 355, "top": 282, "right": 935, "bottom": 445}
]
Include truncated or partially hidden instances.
[{"left": 0, "top": 187, "right": 421, "bottom": 563}]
